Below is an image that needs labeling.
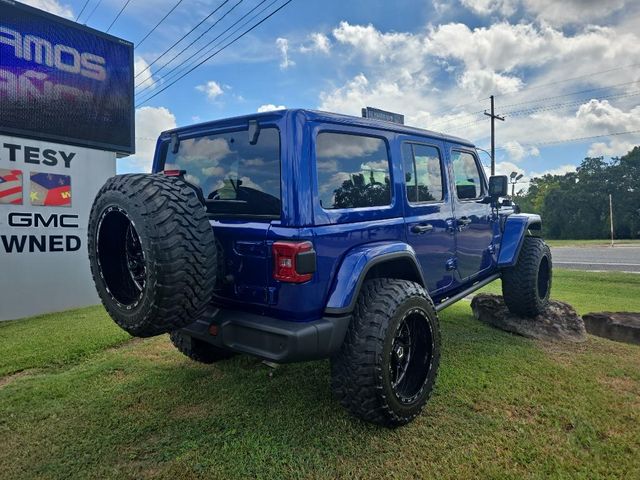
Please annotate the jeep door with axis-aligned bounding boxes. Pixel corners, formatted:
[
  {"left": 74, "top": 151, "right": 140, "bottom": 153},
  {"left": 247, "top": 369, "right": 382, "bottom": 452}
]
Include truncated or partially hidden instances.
[
  {"left": 401, "top": 138, "right": 456, "bottom": 294},
  {"left": 447, "top": 147, "right": 494, "bottom": 281}
]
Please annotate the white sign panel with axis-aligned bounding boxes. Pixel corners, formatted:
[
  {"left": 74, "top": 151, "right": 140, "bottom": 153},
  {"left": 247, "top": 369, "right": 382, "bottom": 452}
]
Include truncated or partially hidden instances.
[{"left": 0, "top": 134, "right": 115, "bottom": 320}]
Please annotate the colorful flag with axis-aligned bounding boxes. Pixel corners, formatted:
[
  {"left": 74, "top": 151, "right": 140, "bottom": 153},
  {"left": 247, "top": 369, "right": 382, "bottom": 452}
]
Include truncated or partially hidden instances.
[
  {"left": 30, "top": 172, "right": 72, "bottom": 207},
  {"left": 0, "top": 169, "right": 23, "bottom": 205}
]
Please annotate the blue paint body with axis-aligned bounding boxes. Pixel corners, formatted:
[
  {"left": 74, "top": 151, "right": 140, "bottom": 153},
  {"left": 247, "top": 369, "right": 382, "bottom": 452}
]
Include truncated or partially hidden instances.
[{"left": 151, "top": 109, "right": 540, "bottom": 324}]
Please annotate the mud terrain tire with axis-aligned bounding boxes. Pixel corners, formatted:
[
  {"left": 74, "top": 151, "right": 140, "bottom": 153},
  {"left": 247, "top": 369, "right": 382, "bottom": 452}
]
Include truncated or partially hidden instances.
[
  {"left": 88, "top": 174, "right": 216, "bottom": 337},
  {"left": 502, "top": 236, "right": 552, "bottom": 318},
  {"left": 330, "top": 279, "right": 441, "bottom": 427}
]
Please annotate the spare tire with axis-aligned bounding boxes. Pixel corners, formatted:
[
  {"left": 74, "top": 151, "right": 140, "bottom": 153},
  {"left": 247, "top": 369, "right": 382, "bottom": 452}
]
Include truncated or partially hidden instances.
[{"left": 87, "top": 174, "right": 217, "bottom": 337}]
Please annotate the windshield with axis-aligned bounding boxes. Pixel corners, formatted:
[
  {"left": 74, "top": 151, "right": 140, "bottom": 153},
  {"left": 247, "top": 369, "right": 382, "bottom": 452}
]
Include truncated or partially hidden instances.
[{"left": 162, "top": 127, "right": 281, "bottom": 218}]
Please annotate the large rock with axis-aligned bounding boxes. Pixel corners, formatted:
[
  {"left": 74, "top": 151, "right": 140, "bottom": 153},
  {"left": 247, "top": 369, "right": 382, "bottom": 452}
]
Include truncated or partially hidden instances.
[
  {"left": 471, "top": 294, "right": 587, "bottom": 342},
  {"left": 582, "top": 312, "right": 640, "bottom": 345}
]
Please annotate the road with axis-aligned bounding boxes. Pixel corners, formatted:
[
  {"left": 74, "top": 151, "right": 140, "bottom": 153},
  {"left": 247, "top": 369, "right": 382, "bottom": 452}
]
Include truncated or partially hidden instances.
[{"left": 551, "top": 246, "right": 640, "bottom": 273}]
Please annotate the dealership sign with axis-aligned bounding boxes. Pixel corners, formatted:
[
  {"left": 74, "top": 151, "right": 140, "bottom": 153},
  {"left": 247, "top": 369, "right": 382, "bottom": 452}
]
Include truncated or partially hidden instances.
[
  {"left": 0, "top": 134, "right": 115, "bottom": 320},
  {"left": 0, "top": 0, "right": 134, "bottom": 154}
]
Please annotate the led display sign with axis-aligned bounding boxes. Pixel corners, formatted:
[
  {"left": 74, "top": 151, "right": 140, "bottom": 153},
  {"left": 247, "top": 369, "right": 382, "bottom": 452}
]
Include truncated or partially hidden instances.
[{"left": 0, "top": 1, "right": 134, "bottom": 154}]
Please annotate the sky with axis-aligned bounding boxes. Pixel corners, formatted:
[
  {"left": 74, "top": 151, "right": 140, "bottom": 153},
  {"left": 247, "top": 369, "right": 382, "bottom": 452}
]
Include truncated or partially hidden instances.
[{"left": 22, "top": 0, "right": 640, "bottom": 190}]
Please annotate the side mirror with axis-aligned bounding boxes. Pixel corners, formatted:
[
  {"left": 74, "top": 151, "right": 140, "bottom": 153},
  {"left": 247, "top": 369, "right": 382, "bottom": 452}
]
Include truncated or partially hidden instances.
[{"left": 488, "top": 175, "right": 508, "bottom": 198}]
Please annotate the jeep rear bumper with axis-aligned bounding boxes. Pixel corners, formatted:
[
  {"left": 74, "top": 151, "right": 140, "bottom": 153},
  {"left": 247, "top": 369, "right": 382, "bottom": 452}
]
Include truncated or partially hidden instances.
[{"left": 178, "top": 307, "right": 351, "bottom": 363}]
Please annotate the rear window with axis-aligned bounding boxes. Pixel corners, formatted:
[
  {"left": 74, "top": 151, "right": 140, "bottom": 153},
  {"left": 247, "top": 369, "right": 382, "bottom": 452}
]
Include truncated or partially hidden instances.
[
  {"left": 163, "top": 127, "right": 281, "bottom": 218},
  {"left": 315, "top": 132, "right": 391, "bottom": 210}
]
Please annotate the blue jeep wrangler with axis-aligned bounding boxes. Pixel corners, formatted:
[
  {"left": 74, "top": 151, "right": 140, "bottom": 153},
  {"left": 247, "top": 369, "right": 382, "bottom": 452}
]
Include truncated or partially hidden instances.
[{"left": 88, "top": 109, "right": 552, "bottom": 427}]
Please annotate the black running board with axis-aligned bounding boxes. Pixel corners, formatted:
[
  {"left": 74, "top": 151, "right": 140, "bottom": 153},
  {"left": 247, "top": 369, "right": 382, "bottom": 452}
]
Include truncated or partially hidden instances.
[{"left": 435, "top": 273, "right": 501, "bottom": 312}]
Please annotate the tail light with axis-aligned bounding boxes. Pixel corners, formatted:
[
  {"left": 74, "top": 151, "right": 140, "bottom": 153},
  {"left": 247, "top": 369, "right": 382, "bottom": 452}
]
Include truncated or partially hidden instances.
[{"left": 272, "top": 241, "right": 316, "bottom": 283}]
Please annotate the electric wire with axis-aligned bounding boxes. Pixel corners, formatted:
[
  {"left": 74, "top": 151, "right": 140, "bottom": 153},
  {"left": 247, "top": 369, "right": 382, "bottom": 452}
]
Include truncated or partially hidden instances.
[
  {"left": 491, "top": 129, "right": 640, "bottom": 152},
  {"left": 135, "top": 0, "right": 185, "bottom": 50},
  {"left": 135, "top": 0, "right": 243, "bottom": 88},
  {"left": 106, "top": 0, "right": 133, "bottom": 33},
  {"left": 75, "top": 0, "right": 91, "bottom": 22},
  {"left": 428, "top": 79, "right": 640, "bottom": 130},
  {"left": 83, "top": 0, "right": 103, "bottom": 25},
  {"left": 134, "top": 0, "right": 230, "bottom": 79},
  {"left": 136, "top": 0, "right": 294, "bottom": 107},
  {"left": 499, "top": 80, "right": 640, "bottom": 110},
  {"left": 494, "top": 62, "right": 640, "bottom": 99},
  {"left": 135, "top": 0, "right": 274, "bottom": 98},
  {"left": 135, "top": 0, "right": 265, "bottom": 95}
]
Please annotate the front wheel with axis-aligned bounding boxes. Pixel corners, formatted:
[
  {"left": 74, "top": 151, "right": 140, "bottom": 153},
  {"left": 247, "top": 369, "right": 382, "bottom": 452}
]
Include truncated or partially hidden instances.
[
  {"left": 501, "top": 236, "right": 552, "bottom": 317},
  {"left": 330, "top": 279, "right": 441, "bottom": 427}
]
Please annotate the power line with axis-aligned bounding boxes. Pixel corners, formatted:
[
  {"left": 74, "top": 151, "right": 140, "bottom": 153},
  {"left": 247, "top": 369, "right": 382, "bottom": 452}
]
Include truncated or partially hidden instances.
[
  {"left": 429, "top": 79, "right": 640, "bottom": 130},
  {"left": 428, "top": 97, "right": 488, "bottom": 118},
  {"left": 499, "top": 80, "right": 640, "bottom": 110},
  {"left": 136, "top": 0, "right": 262, "bottom": 95},
  {"left": 106, "top": 0, "right": 133, "bottom": 33},
  {"left": 135, "top": 0, "right": 273, "bottom": 99},
  {"left": 135, "top": 0, "right": 185, "bottom": 50},
  {"left": 439, "top": 91, "right": 640, "bottom": 137},
  {"left": 83, "top": 0, "right": 103, "bottom": 25},
  {"left": 495, "top": 62, "right": 640, "bottom": 99},
  {"left": 75, "top": 0, "right": 91, "bottom": 21},
  {"left": 135, "top": 0, "right": 243, "bottom": 88},
  {"left": 137, "top": 0, "right": 284, "bottom": 103},
  {"left": 504, "top": 90, "right": 640, "bottom": 118},
  {"left": 492, "top": 129, "right": 640, "bottom": 152},
  {"left": 134, "top": 0, "right": 230, "bottom": 79},
  {"left": 136, "top": 0, "right": 295, "bottom": 107}
]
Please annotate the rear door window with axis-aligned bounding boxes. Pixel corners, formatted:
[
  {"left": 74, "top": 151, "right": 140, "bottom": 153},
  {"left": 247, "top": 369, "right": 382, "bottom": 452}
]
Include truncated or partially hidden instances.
[
  {"left": 451, "top": 150, "right": 483, "bottom": 200},
  {"left": 315, "top": 132, "right": 391, "bottom": 209},
  {"left": 402, "top": 143, "right": 444, "bottom": 203},
  {"left": 162, "top": 128, "right": 281, "bottom": 218}
]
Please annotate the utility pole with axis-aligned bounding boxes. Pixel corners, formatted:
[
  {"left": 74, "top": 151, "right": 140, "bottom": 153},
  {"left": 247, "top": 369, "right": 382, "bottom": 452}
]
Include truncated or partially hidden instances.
[
  {"left": 484, "top": 95, "right": 505, "bottom": 176},
  {"left": 609, "top": 194, "right": 615, "bottom": 247}
]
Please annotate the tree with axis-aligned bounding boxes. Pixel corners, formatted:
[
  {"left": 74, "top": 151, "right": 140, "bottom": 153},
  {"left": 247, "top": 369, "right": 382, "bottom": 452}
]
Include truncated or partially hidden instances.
[{"left": 513, "top": 147, "right": 640, "bottom": 239}]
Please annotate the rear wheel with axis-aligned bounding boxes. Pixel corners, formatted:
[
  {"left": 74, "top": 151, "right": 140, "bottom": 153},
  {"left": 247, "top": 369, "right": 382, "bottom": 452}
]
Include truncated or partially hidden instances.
[
  {"left": 88, "top": 174, "right": 217, "bottom": 337},
  {"left": 170, "top": 331, "right": 235, "bottom": 364},
  {"left": 502, "top": 236, "right": 552, "bottom": 317},
  {"left": 330, "top": 279, "right": 441, "bottom": 427}
]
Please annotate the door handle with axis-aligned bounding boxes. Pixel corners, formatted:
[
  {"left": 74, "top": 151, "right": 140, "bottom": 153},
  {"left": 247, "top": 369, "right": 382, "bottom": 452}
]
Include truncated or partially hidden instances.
[
  {"left": 458, "top": 217, "right": 472, "bottom": 226},
  {"left": 411, "top": 223, "right": 434, "bottom": 234}
]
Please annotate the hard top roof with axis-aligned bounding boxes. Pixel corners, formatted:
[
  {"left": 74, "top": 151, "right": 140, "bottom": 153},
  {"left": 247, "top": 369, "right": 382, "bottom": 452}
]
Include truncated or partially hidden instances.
[{"left": 161, "top": 108, "right": 475, "bottom": 148}]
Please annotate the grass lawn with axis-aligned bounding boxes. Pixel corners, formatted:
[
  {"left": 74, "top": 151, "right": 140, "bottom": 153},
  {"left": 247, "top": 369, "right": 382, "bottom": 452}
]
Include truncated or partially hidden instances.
[
  {"left": 545, "top": 239, "right": 640, "bottom": 248},
  {"left": 1, "top": 270, "right": 639, "bottom": 479}
]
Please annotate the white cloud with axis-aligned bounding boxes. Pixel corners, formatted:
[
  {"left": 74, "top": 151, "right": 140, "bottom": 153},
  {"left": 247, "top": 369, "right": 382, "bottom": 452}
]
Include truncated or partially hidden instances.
[
  {"left": 528, "top": 164, "right": 577, "bottom": 179},
  {"left": 459, "top": 0, "right": 632, "bottom": 27},
  {"left": 587, "top": 138, "right": 640, "bottom": 157},
  {"left": 319, "top": 20, "right": 640, "bottom": 147},
  {"left": 119, "top": 107, "right": 177, "bottom": 173},
  {"left": 134, "top": 57, "right": 156, "bottom": 90},
  {"left": 459, "top": 69, "right": 523, "bottom": 96},
  {"left": 492, "top": 160, "right": 525, "bottom": 179},
  {"left": 257, "top": 104, "right": 286, "bottom": 112},
  {"left": 196, "top": 81, "right": 224, "bottom": 100},
  {"left": 523, "top": 0, "right": 628, "bottom": 27},
  {"left": 22, "top": 0, "right": 74, "bottom": 19},
  {"left": 276, "top": 38, "right": 295, "bottom": 69},
  {"left": 503, "top": 141, "right": 540, "bottom": 162},
  {"left": 300, "top": 33, "right": 331, "bottom": 54},
  {"left": 460, "top": 0, "right": 518, "bottom": 17}
]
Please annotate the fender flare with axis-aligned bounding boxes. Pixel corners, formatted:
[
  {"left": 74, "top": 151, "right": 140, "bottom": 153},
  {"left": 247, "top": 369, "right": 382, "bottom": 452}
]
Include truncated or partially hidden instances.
[
  {"left": 497, "top": 213, "right": 542, "bottom": 267},
  {"left": 324, "top": 241, "right": 425, "bottom": 315}
]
